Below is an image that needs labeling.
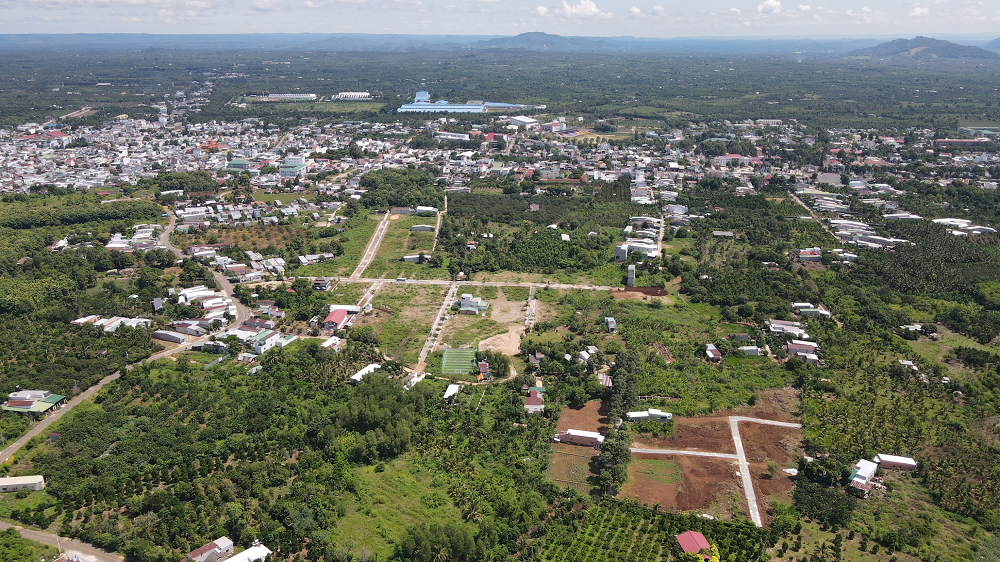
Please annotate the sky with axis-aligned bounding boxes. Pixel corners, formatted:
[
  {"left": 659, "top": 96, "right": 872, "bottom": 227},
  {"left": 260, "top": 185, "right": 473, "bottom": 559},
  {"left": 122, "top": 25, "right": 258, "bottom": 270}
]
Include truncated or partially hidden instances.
[{"left": 0, "top": 0, "right": 997, "bottom": 38}]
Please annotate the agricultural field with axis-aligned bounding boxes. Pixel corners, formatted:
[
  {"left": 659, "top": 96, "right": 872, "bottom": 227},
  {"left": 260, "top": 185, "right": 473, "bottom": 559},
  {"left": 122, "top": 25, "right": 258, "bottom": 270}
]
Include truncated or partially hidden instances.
[
  {"left": 359, "top": 283, "right": 445, "bottom": 366},
  {"left": 532, "top": 500, "right": 772, "bottom": 562},
  {"left": 172, "top": 223, "right": 309, "bottom": 254},
  {"left": 325, "top": 454, "right": 472, "bottom": 560}
]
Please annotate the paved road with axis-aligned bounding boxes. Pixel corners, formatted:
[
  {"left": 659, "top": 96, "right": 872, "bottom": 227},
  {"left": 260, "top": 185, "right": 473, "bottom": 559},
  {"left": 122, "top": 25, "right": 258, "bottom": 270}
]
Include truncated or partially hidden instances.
[
  {"left": 524, "top": 286, "right": 537, "bottom": 329},
  {"left": 350, "top": 214, "right": 391, "bottom": 279},
  {"left": 0, "top": 521, "right": 124, "bottom": 562},
  {"left": 319, "top": 276, "right": 616, "bottom": 292},
  {"left": 729, "top": 416, "right": 803, "bottom": 527},
  {"left": 630, "top": 448, "right": 739, "bottom": 460}
]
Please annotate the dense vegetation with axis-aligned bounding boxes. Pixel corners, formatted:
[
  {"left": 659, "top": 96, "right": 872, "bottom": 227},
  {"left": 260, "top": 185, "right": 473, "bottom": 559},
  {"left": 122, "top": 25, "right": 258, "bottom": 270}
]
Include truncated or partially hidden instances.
[{"left": 359, "top": 168, "right": 442, "bottom": 210}]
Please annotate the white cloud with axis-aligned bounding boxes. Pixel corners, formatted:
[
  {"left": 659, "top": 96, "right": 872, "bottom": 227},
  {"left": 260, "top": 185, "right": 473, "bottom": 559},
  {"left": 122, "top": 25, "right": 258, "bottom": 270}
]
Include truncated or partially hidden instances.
[
  {"left": 798, "top": 4, "right": 810, "bottom": 10},
  {"left": 862, "top": 6, "right": 872, "bottom": 12},
  {"left": 534, "top": 5, "right": 549, "bottom": 15},
  {"left": 729, "top": 7, "right": 740, "bottom": 12},
  {"left": 121, "top": 15, "right": 141, "bottom": 21},
  {"left": 250, "top": 0, "right": 282, "bottom": 10},
  {"left": 559, "top": 0, "right": 612, "bottom": 19},
  {"left": 628, "top": 6, "right": 640, "bottom": 16},
  {"left": 909, "top": 6, "right": 929, "bottom": 16},
  {"left": 651, "top": 5, "right": 665, "bottom": 16},
  {"left": 757, "top": 0, "right": 780, "bottom": 14}
]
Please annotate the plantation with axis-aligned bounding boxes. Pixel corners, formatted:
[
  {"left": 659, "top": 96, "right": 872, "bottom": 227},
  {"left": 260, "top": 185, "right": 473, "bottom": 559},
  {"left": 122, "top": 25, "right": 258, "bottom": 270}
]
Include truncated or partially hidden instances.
[{"left": 532, "top": 499, "right": 772, "bottom": 562}]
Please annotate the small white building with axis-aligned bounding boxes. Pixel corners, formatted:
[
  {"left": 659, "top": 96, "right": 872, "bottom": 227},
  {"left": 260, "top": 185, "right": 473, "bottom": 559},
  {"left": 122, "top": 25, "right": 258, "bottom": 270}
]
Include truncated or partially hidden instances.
[
  {"left": 626, "top": 408, "right": 672, "bottom": 423},
  {"left": 350, "top": 363, "right": 382, "bottom": 384},
  {"left": 0, "top": 475, "right": 45, "bottom": 493},
  {"left": 874, "top": 453, "right": 918, "bottom": 470}
]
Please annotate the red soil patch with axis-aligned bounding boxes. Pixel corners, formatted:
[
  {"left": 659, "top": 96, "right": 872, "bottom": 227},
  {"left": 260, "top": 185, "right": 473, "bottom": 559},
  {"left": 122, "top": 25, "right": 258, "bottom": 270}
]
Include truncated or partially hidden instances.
[
  {"left": 633, "top": 417, "right": 736, "bottom": 455},
  {"left": 739, "top": 423, "right": 802, "bottom": 465},
  {"left": 749, "top": 467, "right": 796, "bottom": 526},
  {"left": 557, "top": 400, "right": 607, "bottom": 433},
  {"left": 622, "top": 456, "right": 743, "bottom": 514}
]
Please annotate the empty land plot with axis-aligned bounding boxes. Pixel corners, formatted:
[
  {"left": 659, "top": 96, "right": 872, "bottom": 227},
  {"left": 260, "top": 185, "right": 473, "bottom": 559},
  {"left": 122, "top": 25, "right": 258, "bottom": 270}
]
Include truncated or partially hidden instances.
[
  {"left": 360, "top": 283, "right": 444, "bottom": 366},
  {"left": 441, "top": 348, "right": 477, "bottom": 375},
  {"left": 624, "top": 455, "right": 744, "bottom": 516},
  {"left": 558, "top": 400, "right": 607, "bottom": 433},
  {"left": 322, "top": 281, "right": 371, "bottom": 307},
  {"left": 296, "top": 213, "right": 379, "bottom": 277},
  {"left": 548, "top": 443, "right": 599, "bottom": 494},
  {"left": 738, "top": 423, "right": 802, "bottom": 465},
  {"left": 364, "top": 215, "right": 445, "bottom": 280},
  {"left": 632, "top": 417, "right": 736, "bottom": 455}
]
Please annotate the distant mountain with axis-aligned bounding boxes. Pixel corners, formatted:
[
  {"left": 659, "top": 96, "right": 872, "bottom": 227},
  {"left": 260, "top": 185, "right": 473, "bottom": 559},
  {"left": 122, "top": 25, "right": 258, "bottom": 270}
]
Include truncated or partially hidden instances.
[
  {"left": 847, "top": 36, "right": 999, "bottom": 60},
  {"left": 983, "top": 37, "right": 1000, "bottom": 52},
  {"left": 467, "top": 32, "right": 613, "bottom": 51}
]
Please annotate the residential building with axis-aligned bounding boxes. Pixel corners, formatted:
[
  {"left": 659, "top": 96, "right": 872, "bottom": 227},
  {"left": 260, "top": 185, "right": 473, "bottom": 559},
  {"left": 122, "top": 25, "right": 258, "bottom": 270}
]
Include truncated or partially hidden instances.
[{"left": 186, "top": 537, "right": 235, "bottom": 562}]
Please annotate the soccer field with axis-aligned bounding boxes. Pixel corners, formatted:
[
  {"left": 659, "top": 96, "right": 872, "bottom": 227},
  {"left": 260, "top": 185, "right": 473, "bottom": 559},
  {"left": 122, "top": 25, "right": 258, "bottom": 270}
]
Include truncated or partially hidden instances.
[{"left": 441, "top": 348, "right": 477, "bottom": 375}]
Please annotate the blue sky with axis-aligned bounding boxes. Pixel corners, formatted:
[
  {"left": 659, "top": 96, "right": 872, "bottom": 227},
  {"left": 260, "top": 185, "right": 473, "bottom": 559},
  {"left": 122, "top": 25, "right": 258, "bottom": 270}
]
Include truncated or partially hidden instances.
[{"left": 0, "top": 0, "right": 997, "bottom": 37}]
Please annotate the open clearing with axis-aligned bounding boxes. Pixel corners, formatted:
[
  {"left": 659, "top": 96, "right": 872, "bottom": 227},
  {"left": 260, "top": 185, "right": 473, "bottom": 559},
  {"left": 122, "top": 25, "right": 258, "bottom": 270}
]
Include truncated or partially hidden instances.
[
  {"left": 633, "top": 417, "right": 736, "bottom": 455},
  {"left": 354, "top": 283, "right": 444, "bottom": 366},
  {"left": 478, "top": 326, "right": 523, "bottom": 357},
  {"left": 621, "top": 456, "right": 746, "bottom": 518},
  {"left": 557, "top": 400, "right": 607, "bottom": 433}
]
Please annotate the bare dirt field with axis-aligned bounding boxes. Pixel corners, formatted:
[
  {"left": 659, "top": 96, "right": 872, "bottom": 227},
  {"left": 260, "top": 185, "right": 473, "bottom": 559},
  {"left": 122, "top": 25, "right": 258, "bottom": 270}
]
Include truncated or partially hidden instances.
[
  {"left": 478, "top": 326, "right": 523, "bottom": 357},
  {"left": 557, "top": 400, "right": 607, "bottom": 433},
  {"left": 739, "top": 423, "right": 802, "bottom": 465},
  {"left": 622, "top": 456, "right": 745, "bottom": 516},
  {"left": 711, "top": 387, "right": 801, "bottom": 423},
  {"left": 633, "top": 417, "right": 736, "bottom": 454},
  {"left": 750, "top": 469, "right": 796, "bottom": 525}
]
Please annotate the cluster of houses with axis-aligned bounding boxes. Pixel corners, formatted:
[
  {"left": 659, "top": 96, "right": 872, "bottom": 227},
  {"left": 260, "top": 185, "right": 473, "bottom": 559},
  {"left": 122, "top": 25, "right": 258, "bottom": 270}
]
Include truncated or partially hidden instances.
[
  {"left": 71, "top": 315, "right": 152, "bottom": 332},
  {"left": 848, "top": 453, "right": 918, "bottom": 497},
  {"left": 105, "top": 224, "right": 166, "bottom": 254}
]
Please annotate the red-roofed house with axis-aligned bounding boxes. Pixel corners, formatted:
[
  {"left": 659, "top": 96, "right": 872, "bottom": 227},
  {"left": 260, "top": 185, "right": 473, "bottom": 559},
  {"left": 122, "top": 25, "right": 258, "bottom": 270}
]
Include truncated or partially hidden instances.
[
  {"left": 676, "top": 530, "right": 711, "bottom": 559},
  {"left": 323, "top": 309, "right": 349, "bottom": 330}
]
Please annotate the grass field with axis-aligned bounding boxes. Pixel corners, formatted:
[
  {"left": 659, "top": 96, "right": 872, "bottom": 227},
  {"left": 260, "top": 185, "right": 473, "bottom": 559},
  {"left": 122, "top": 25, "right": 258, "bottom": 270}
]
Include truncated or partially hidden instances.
[
  {"left": 360, "top": 283, "right": 444, "bottom": 366},
  {"left": 325, "top": 454, "right": 470, "bottom": 560},
  {"left": 362, "top": 215, "right": 441, "bottom": 279},
  {"left": 296, "top": 212, "right": 379, "bottom": 277},
  {"left": 442, "top": 349, "right": 477, "bottom": 375}
]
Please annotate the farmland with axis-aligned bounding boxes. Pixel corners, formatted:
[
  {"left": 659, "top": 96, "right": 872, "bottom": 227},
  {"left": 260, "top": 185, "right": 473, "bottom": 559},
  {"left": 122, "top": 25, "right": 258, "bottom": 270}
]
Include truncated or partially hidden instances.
[{"left": 532, "top": 499, "right": 772, "bottom": 562}]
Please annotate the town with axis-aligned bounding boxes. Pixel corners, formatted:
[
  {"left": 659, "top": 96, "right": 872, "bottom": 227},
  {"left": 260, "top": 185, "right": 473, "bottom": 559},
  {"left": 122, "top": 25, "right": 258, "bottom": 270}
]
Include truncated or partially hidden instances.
[{"left": 1, "top": 39, "right": 1000, "bottom": 562}]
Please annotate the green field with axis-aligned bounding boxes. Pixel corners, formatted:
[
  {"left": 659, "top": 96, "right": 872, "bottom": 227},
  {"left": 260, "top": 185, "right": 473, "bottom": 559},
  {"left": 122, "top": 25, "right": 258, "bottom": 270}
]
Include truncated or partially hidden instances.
[{"left": 442, "top": 348, "right": 477, "bottom": 375}]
